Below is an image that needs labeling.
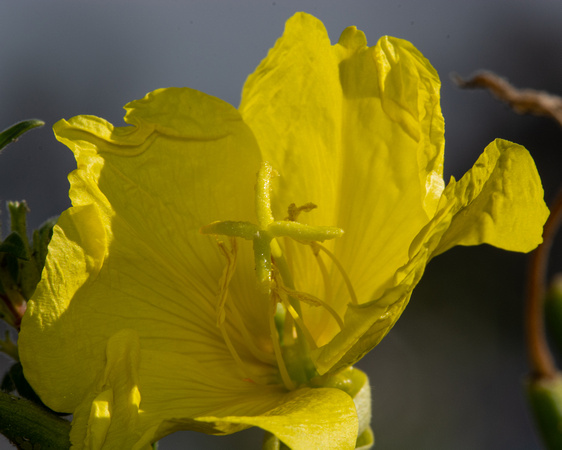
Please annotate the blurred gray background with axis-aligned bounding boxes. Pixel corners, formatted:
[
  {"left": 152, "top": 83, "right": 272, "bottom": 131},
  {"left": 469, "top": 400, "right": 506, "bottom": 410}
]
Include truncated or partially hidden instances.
[{"left": 2, "top": 1, "right": 562, "bottom": 449}]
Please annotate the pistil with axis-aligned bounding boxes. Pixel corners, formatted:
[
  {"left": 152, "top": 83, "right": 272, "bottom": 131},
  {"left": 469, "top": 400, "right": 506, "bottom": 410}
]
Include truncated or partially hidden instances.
[{"left": 200, "top": 161, "right": 346, "bottom": 389}]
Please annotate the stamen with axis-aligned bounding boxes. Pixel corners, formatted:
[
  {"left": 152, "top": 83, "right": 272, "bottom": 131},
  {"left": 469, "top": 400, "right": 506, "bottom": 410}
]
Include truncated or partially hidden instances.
[
  {"left": 277, "top": 284, "right": 345, "bottom": 332},
  {"left": 218, "top": 322, "right": 251, "bottom": 380},
  {"left": 269, "top": 290, "right": 296, "bottom": 391},
  {"left": 271, "top": 266, "right": 318, "bottom": 351},
  {"left": 215, "top": 238, "right": 253, "bottom": 379},
  {"left": 313, "top": 247, "right": 333, "bottom": 304},
  {"left": 201, "top": 221, "right": 259, "bottom": 241},
  {"left": 228, "top": 297, "right": 277, "bottom": 365},
  {"left": 216, "top": 238, "right": 237, "bottom": 326},
  {"left": 279, "top": 296, "right": 318, "bottom": 350},
  {"left": 269, "top": 220, "right": 343, "bottom": 242},
  {"left": 286, "top": 202, "right": 318, "bottom": 221},
  {"left": 311, "top": 242, "right": 359, "bottom": 306},
  {"left": 201, "top": 162, "right": 349, "bottom": 388},
  {"left": 282, "top": 306, "right": 295, "bottom": 346}
]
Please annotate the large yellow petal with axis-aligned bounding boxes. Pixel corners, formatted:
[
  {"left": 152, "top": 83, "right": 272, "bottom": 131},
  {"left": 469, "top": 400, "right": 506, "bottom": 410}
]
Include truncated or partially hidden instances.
[
  {"left": 239, "top": 13, "right": 444, "bottom": 347},
  {"left": 20, "top": 88, "right": 270, "bottom": 414},
  {"left": 423, "top": 138, "right": 548, "bottom": 256},
  {"left": 69, "top": 329, "right": 142, "bottom": 450},
  {"left": 19, "top": 203, "right": 107, "bottom": 411},
  {"left": 20, "top": 77, "right": 360, "bottom": 450},
  {"left": 196, "top": 387, "right": 358, "bottom": 450},
  {"left": 314, "top": 139, "right": 548, "bottom": 374},
  {"left": 66, "top": 329, "right": 358, "bottom": 449},
  {"left": 313, "top": 258, "right": 421, "bottom": 375}
]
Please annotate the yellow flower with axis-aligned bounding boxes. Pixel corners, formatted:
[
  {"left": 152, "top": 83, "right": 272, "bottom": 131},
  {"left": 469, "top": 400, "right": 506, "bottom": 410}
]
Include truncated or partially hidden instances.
[{"left": 19, "top": 12, "right": 547, "bottom": 450}]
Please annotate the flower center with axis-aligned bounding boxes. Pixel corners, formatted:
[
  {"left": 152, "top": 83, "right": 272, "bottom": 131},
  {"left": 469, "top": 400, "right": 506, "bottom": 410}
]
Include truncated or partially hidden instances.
[{"left": 201, "top": 162, "right": 354, "bottom": 389}]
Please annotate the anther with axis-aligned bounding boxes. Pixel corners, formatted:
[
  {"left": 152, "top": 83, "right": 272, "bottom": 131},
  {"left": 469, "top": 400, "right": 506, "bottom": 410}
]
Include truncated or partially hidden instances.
[{"left": 286, "top": 202, "right": 318, "bottom": 221}]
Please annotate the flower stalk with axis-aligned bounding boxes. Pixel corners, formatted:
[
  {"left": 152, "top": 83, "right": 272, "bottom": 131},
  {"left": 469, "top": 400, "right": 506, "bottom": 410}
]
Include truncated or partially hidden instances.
[
  {"left": 0, "top": 390, "right": 70, "bottom": 450},
  {"left": 526, "top": 188, "right": 562, "bottom": 379}
]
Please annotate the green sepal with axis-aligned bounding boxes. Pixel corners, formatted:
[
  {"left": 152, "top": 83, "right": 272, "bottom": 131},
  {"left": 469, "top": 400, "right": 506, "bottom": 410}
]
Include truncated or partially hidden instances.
[
  {"left": 32, "top": 216, "right": 57, "bottom": 271},
  {"left": 0, "top": 252, "right": 20, "bottom": 295},
  {"left": 0, "top": 209, "right": 56, "bottom": 329},
  {"left": 0, "top": 232, "right": 29, "bottom": 261},
  {"left": 355, "top": 426, "right": 374, "bottom": 450},
  {"left": 0, "top": 119, "right": 44, "bottom": 153},
  {"left": 0, "top": 390, "right": 70, "bottom": 450},
  {"left": 310, "top": 366, "right": 366, "bottom": 398},
  {"left": 310, "top": 367, "right": 373, "bottom": 449},
  {"left": 2, "top": 205, "right": 56, "bottom": 301},
  {"left": 526, "top": 374, "right": 562, "bottom": 450}
]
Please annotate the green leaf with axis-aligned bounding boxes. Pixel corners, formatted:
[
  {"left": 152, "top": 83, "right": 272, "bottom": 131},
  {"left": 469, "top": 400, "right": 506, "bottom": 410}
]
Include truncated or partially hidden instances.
[
  {"left": 526, "top": 374, "right": 562, "bottom": 450},
  {"left": 0, "top": 232, "right": 29, "bottom": 261},
  {"left": 0, "top": 119, "right": 44, "bottom": 152}
]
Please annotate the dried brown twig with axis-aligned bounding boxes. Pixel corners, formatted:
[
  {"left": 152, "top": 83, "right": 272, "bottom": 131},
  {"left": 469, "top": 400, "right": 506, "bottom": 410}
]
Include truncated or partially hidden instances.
[{"left": 454, "top": 72, "right": 562, "bottom": 126}]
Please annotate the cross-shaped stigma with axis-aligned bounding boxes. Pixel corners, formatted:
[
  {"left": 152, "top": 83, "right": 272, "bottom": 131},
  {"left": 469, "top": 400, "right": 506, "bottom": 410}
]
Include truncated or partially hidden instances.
[{"left": 200, "top": 162, "right": 344, "bottom": 291}]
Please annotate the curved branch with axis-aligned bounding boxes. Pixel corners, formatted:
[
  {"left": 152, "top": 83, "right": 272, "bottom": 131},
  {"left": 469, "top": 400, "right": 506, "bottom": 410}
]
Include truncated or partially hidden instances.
[{"left": 526, "top": 188, "right": 562, "bottom": 379}]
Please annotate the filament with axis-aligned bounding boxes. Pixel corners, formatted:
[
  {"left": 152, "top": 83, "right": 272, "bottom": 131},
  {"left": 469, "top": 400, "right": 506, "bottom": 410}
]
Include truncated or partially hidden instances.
[
  {"left": 269, "top": 291, "right": 296, "bottom": 391},
  {"left": 311, "top": 242, "right": 358, "bottom": 305},
  {"left": 215, "top": 238, "right": 260, "bottom": 381},
  {"left": 216, "top": 238, "right": 237, "bottom": 326},
  {"left": 279, "top": 292, "right": 319, "bottom": 351},
  {"left": 228, "top": 298, "right": 277, "bottom": 365},
  {"left": 278, "top": 284, "right": 344, "bottom": 332},
  {"left": 218, "top": 322, "right": 251, "bottom": 380},
  {"left": 312, "top": 247, "right": 333, "bottom": 304}
]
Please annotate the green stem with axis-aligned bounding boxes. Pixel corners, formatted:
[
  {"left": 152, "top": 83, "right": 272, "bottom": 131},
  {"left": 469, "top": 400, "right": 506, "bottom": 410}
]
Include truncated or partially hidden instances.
[
  {"left": 0, "top": 391, "right": 70, "bottom": 449},
  {"left": 526, "top": 187, "right": 562, "bottom": 379},
  {"left": 8, "top": 202, "right": 31, "bottom": 252}
]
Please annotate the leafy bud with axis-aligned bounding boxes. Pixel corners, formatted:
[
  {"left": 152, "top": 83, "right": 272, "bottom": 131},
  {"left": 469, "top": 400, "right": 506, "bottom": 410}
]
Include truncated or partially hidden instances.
[{"left": 526, "top": 374, "right": 562, "bottom": 450}]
